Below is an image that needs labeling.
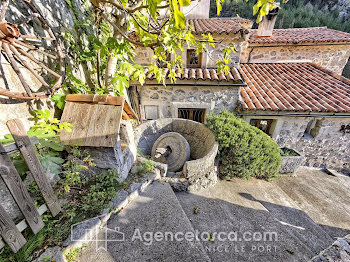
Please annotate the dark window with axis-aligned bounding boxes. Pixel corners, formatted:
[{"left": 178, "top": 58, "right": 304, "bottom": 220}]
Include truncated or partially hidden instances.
[
  {"left": 186, "top": 49, "right": 202, "bottom": 68},
  {"left": 178, "top": 108, "right": 205, "bottom": 123},
  {"left": 250, "top": 119, "right": 274, "bottom": 135}
]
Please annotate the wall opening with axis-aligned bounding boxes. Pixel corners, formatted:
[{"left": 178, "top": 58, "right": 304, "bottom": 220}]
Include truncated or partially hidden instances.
[
  {"left": 250, "top": 119, "right": 276, "bottom": 136},
  {"left": 144, "top": 105, "right": 159, "bottom": 120},
  {"left": 303, "top": 118, "right": 323, "bottom": 138},
  {"left": 178, "top": 108, "right": 206, "bottom": 123}
]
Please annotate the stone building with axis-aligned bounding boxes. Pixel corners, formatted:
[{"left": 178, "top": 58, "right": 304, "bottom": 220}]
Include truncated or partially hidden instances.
[
  {"left": 240, "top": 27, "right": 350, "bottom": 75},
  {"left": 129, "top": 4, "right": 350, "bottom": 172}
]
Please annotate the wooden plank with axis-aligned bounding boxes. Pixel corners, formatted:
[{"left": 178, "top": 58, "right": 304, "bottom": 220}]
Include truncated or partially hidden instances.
[
  {"left": 6, "top": 120, "right": 61, "bottom": 217},
  {"left": 65, "top": 94, "right": 124, "bottom": 106},
  {"left": 0, "top": 143, "right": 44, "bottom": 234},
  {"left": 2, "top": 137, "right": 39, "bottom": 154},
  {"left": 61, "top": 102, "right": 124, "bottom": 147},
  {"left": 84, "top": 104, "right": 107, "bottom": 147},
  {"left": 60, "top": 101, "right": 75, "bottom": 144},
  {"left": 0, "top": 204, "right": 48, "bottom": 251},
  {"left": 0, "top": 204, "right": 27, "bottom": 253},
  {"left": 66, "top": 94, "right": 94, "bottom": 103},
  {"left": 103, "top": 105, "right": 123, "bottom": 147},
  {"left": 61, "top": 102, "right": 94, "bottom": 145}
]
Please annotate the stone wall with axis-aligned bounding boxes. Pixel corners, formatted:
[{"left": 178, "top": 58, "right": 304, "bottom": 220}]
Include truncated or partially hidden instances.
[
  {"left": 253, "top": 116, "right": 350, "bottom": 172},
  {"left": 241, "top": 44, "right": 350, "bottom": 75},
  {"left": 0, "top": 0, "right": 89, "bottom": 137},
  {"left": 134, "top": 35, "right": 246, "bottom": 68},
  {"left": 134, "top": 84, "right": 241, "bottom": 121},
  {"left": 0, "top": 98, "right": 54, "bottom": 136}
]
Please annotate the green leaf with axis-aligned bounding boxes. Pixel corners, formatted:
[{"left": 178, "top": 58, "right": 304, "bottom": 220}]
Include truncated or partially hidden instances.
[
  {"left": 253, "top": 3, "right": 260, "bottom": 15},
  {"left": 216, "top": 0, "right": 224, "bottom": 16},
  {"left": 0, "top": 134, "right": 14, "bottom": 145},
  {"left": 51, "top": 94, "right": 66, "bottom": 110},
  {"left": 39, "top": 138, "right": 65, "bottom": 152},
  {"left": 13, "top": 158, "right": 29, "bottom": 176},
  {"left": 172, "top": 0, "right": 186, "bottom": 29},
  {"left": 39, "top": 152, "right": 64, "bottom": 175},
  {"left": 178, "top": 0, "right": 191, "bottom": 7}
]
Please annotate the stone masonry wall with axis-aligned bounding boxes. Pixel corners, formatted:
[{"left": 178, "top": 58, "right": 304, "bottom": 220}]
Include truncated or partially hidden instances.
[
  {"left": 136, "top": 84, "right": 241, "bottom": 120},
  {"left": 241, "top": 44, "right": 350, "bottom": 75},
  {"left": 275, "top": 117, "right": 350, "bottom": 172},
  {"left": 135, "top": 35, "right": 246, "bottom": 68},
  {"left": 0, "top": 0, "right": 89, "bottom": 137}
]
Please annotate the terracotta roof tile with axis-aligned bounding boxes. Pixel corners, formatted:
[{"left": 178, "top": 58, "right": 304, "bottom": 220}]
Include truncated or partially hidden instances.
[
  {"left": 187, "top": 18, "right": 249, "bottom": 35},
  {"left": 249, "top": 27, "right": 350, "bottom": 45},
  {"left": 239, "top": 63, "right": 350, "bottom": 113},
  {"left": 146, "top": 68, "right": 243, "bottom": 83}
]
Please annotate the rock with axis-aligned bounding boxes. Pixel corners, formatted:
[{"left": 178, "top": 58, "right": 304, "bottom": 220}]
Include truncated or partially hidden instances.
[
  {"left": 63, "top": 217, "right": 101, "bottom": 250},
  {"left": 166, "top": 171, "right": 176, "bottom": 177},
  {"left": 33, "top": 246, "right": 62, "bottom": 262},
  {"left": 52, "top": 250, "right": 65, "bottom": 262}
]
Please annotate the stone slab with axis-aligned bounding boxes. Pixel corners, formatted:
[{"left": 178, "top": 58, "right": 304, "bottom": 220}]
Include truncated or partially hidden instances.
[
  {"left": 104, "top": 181, "right": 210, "bottom": 262},
  {"left": 176, "top": 177, "right": 337, "bottom": 262}
]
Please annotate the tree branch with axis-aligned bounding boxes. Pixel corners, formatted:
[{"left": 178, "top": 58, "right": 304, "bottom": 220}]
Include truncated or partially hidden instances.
[
  {"left": 97, "top": 0, "right": 169, "bottom": 13},
  {"left": 130, "top": 13, "right": 160, "bottom": 35},
  {"left": 102, "top": 13, "right": 159, "bottom": 47}
]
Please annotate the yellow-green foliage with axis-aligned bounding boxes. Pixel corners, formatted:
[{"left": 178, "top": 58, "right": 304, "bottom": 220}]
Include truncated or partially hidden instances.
[{"left": 206, "top": 110, "right": 281, "bottom": 180}]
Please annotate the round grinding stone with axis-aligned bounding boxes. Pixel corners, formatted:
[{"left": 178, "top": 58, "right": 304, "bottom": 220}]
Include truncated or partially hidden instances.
[{"left": 151, "top": 132, "right": 190, "bottom": 172}]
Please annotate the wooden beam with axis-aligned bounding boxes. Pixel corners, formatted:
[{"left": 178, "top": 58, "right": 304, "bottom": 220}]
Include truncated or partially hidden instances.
[
  {"left": 6, "top": 120, "right": 61, "bottom": 217},
  {"left": 0, "top": 204, "right": 27, "bottom": 253},
  {"left": 0, "top": 143, "right": 44, "bottom": 234},
  {"left": 122, "top": 111, "right": 130, "bottom": 120},
  {"left": 2, "top": 137, "right": 39, "bottom": 154},
  {"left": 0, "top": 204, "right": 47, "bottom": 251}
]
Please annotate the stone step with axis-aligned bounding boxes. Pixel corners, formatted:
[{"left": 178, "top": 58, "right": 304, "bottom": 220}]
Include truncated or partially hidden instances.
[
  {"left": 176, "top": 179, "right": 335, "bottom": 262},
  {"left": 104, "top": 181, "right": 211, "bottom": 262}
]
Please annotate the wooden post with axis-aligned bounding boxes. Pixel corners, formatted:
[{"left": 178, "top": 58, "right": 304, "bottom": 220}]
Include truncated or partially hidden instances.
[
  {"left": 6, "top": 119, "right": 61, "bottom": 216},
  {"left": 0, "top": 204, "right": 27, "bottom": 253},
  {"left": 0, "top": 143, "right": 44, "bottom": 234}
]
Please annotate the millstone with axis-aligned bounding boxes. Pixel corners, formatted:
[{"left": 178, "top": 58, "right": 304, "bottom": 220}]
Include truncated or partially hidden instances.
[{"left": 151, "top": 132, "right": 190, "bottom": 172}]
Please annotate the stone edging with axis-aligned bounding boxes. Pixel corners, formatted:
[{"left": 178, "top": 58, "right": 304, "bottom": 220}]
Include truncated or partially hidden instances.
[{"left": 34, "top": 169, "right": 161, "bottom": 262}]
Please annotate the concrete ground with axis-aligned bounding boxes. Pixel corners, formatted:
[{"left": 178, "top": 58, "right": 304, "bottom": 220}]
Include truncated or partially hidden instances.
[{"left": 78, "top": 168, "right": 350, "bottom": 262}]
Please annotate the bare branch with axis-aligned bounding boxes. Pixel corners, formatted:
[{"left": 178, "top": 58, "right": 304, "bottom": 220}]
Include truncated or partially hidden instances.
[
  {"left": 96, "top": 50, "right": 103, "bottom": 90},
  {"left": 13, "top": 39, "right": 58, "bottom": 60},
  {"left": 20, "top": 35, "right": 55, "bottom": 41},
  {"left": 9, "top": 44, "right": 51, "bottom": 90},
  {"left": 3, "top": 42, "right": 33, "bottom": 97},
  {"left": 0, "top": 0, "right": 9, "bottom": 22},
  {"left": 130, "top": 13, "right": 160, "bottom": 35},
  {"left": 17, "top": 13, "right": 40, "bottom": 25},
  {"left": 102, "top": 13, "right": 159, "bottom": 47},
  {"left": 97, "top": 0, "right": 169, "bottom": 13}
]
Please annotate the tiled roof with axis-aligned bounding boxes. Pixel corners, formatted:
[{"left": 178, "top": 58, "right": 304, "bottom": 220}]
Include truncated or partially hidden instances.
[
  {"left": 249, "top": 27, "right": 350, "bottom": 45},
  {"left": 239, "top": 63, "right": 350, "bottom": 112},
  {"left": 146, "top": 68, "right": 243, "bottom": 82},
  {"left": 187, "top": 18, "right": 250, "bottom": 35}
]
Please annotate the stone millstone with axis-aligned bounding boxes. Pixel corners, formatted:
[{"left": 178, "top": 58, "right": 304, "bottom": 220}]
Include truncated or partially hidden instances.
[{"left": 151, "top": 132, "right": 190, "bottom": 172}]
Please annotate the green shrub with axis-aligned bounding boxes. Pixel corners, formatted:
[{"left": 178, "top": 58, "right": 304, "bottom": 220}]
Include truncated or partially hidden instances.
[{"left": 206, "top": 110, "right": 281, "bottom": 180}]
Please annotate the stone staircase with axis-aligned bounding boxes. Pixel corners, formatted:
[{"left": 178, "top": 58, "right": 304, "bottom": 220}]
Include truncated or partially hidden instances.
[{"left": 78, "top": 169, "right": 350, "bottom": 262}]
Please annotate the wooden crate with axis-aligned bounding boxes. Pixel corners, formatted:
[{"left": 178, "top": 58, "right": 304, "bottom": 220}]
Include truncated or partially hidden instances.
[{"left": 60, "top": 94, "right": 137, "bottom": 147}]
